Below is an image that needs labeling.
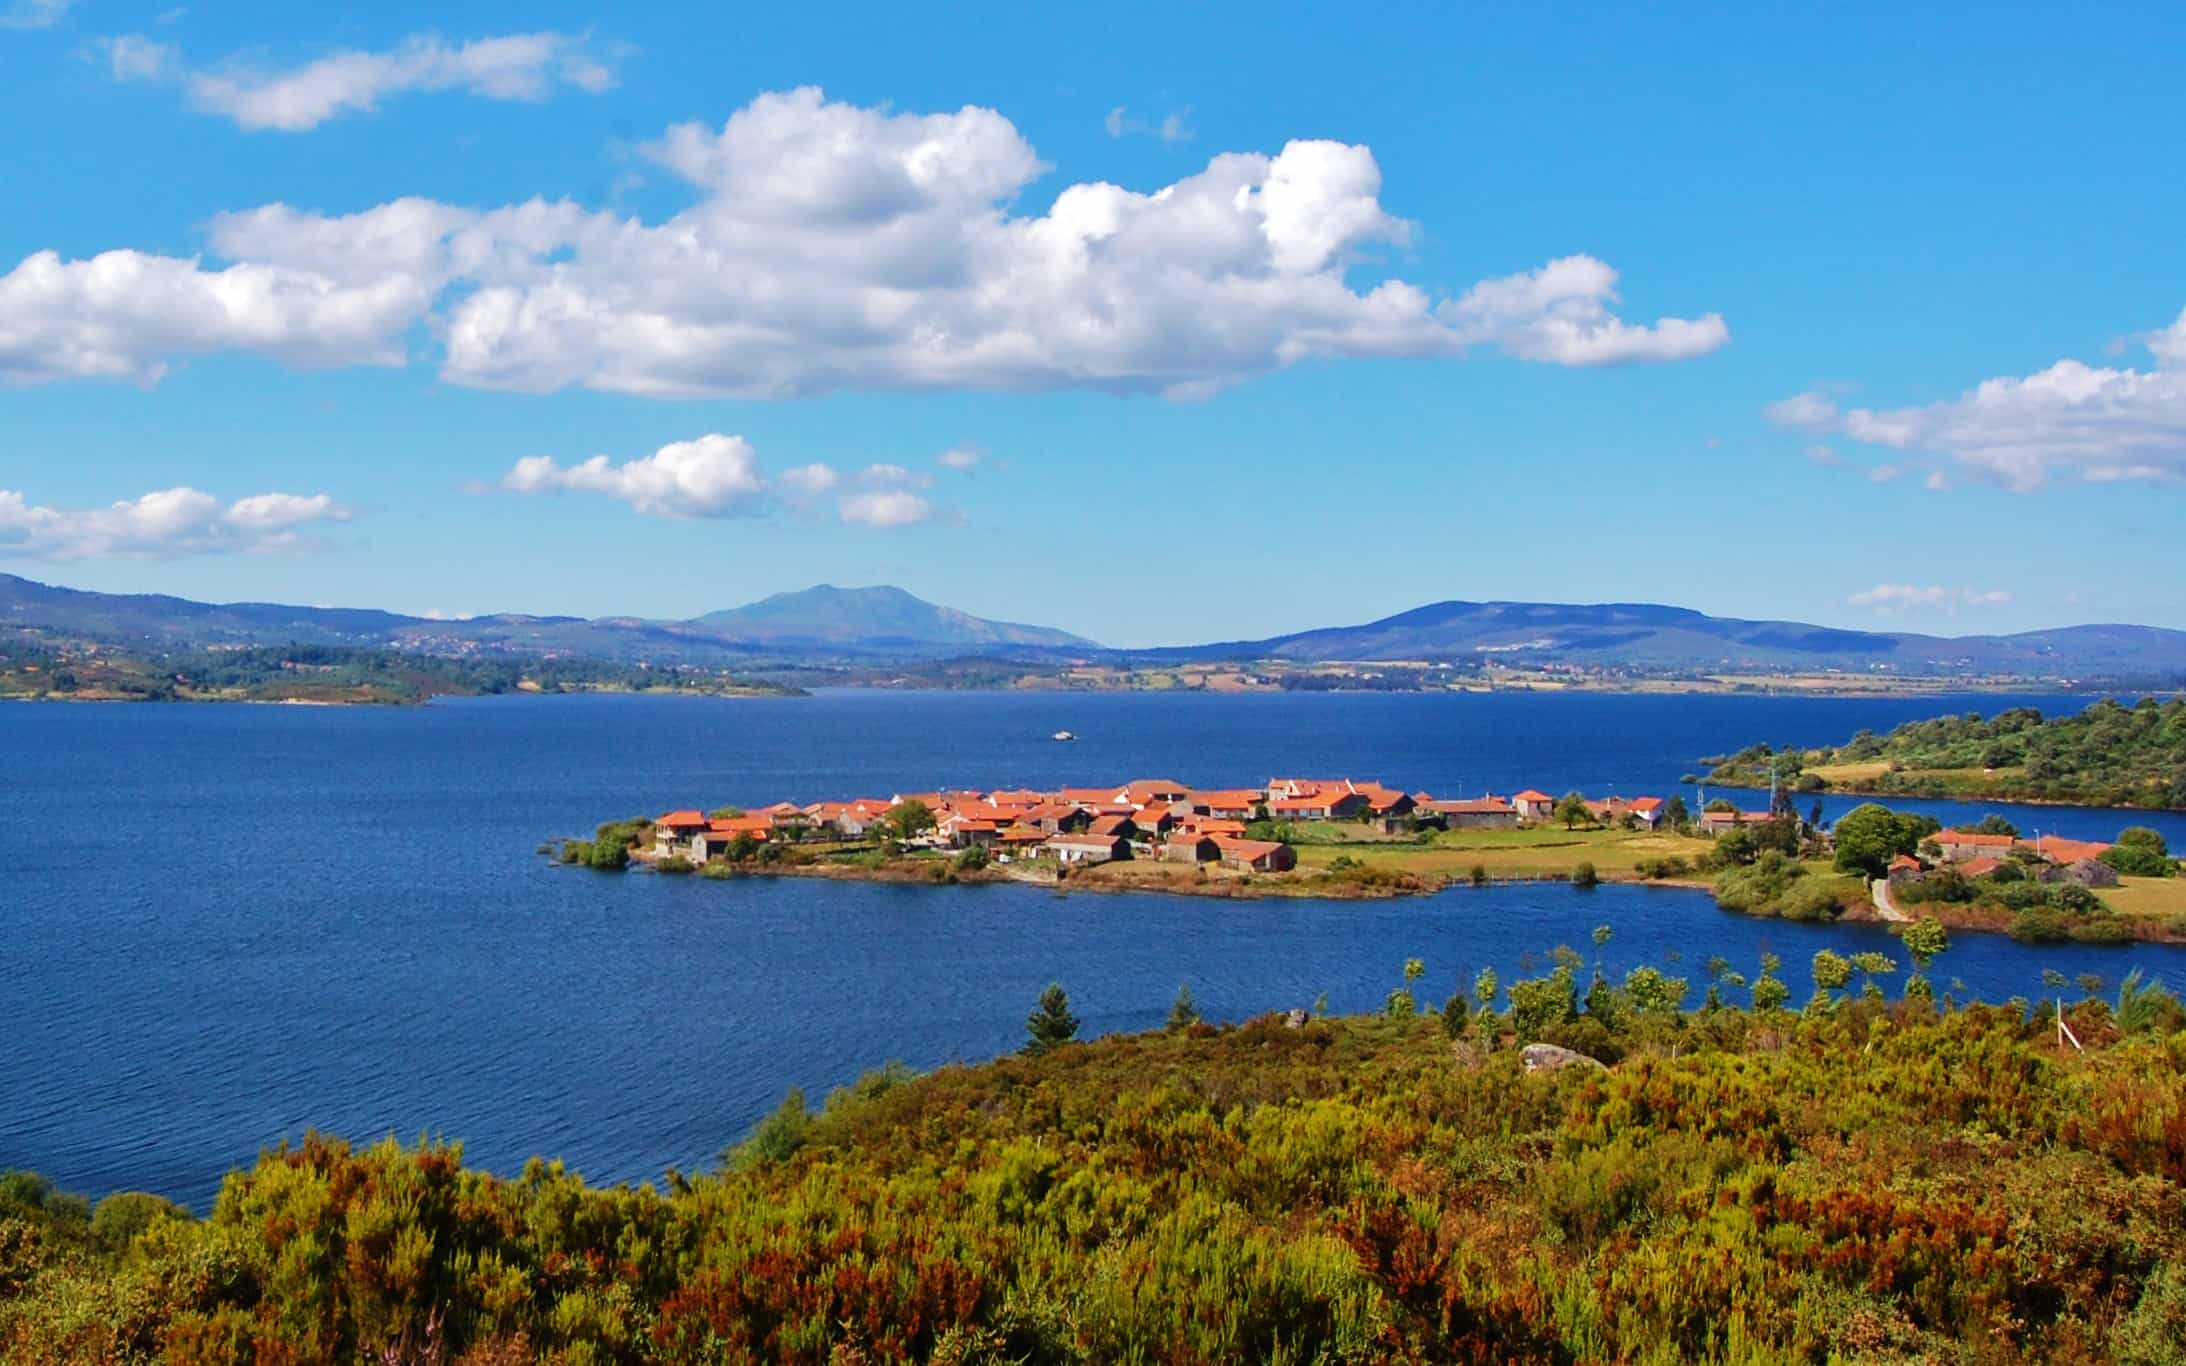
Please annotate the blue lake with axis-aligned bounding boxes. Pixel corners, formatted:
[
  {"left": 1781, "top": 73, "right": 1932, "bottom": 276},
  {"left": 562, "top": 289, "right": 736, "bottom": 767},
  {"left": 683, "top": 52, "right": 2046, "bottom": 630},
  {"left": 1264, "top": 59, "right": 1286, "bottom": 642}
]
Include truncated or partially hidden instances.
[{"left": 4, "top": 688, "right": 2183, "bottom": 1207}]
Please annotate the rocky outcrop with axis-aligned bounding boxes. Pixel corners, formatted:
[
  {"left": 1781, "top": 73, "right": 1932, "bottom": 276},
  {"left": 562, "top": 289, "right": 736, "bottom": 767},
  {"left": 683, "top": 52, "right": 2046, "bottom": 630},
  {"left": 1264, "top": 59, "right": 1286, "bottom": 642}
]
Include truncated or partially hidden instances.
[{"left": 1521, "top": 1043, "right": 1607, "bottom": 1073}]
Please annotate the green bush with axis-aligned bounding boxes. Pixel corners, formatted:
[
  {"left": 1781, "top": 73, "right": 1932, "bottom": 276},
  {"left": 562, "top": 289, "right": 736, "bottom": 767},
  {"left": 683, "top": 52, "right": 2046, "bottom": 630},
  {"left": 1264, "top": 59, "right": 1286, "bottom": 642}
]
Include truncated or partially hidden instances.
[
  {"left": 89, "top": 1190, "right": 185, "bottom": 1252},
  {"left": 2101, "top": 843, "right": 2177, "bottom": 878}
]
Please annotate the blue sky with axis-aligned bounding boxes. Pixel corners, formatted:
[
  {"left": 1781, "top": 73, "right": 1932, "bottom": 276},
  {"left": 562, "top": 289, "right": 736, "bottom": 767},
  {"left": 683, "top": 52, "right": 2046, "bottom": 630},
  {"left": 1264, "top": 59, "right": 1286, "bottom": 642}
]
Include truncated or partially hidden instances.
[{"left": 2, "top": 1, "right": 2182, "bottom": 646}]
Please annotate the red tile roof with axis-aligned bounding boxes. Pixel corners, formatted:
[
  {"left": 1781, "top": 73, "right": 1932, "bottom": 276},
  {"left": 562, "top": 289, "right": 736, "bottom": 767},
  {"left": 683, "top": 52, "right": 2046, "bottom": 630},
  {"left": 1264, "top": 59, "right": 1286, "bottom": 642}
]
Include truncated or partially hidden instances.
[
  {"left": 658, "top": 810, "right": 708, "bottom": 828},
  {"left": 2020, "top": 836, "right": 2112, "bottom": 864},
  {"left": 1181, "top": 817, "right": 1247, "bottom": 836},
  {"left": 1189, "top": 789, "right": 1265, "bottom": 809},
  {"left": 1937, "top": 829, "right": 2017, "bottom": 849},
  {"left": 1513, "top": 790, "right": 1553, "bottom": 803},
  {"left": 708, "top": 815, "right": 775, "bottom": 834},
  {"left": 1211, "top": 836, "right": 1287, "bottom": 861}
]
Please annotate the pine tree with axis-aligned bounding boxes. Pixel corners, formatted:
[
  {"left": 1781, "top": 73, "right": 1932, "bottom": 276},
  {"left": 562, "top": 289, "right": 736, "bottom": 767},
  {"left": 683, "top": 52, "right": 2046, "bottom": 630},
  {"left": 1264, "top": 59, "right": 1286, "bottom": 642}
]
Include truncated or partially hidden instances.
[
  {"left": 1024, "top": 983, "right": 1080, "bottom": 1055},
  {"left": 1166, "top": 983, "right": 1200, "bottom": 1032}
]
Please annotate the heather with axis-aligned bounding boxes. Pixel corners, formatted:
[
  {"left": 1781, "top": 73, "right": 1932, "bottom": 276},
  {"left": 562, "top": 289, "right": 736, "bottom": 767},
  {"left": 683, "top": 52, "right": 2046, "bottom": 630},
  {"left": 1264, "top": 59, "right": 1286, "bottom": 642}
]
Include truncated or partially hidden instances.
[{"left": 5, "top": 986, "right": 2185, "bottom": 1363}]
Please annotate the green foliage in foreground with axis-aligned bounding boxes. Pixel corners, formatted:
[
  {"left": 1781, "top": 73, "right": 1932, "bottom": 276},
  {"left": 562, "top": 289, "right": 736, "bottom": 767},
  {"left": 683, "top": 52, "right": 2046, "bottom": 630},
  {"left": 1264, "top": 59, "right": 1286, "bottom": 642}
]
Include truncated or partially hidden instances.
[{"left": 6, "top": 1001, "right": 2186, "bottom": 1363}]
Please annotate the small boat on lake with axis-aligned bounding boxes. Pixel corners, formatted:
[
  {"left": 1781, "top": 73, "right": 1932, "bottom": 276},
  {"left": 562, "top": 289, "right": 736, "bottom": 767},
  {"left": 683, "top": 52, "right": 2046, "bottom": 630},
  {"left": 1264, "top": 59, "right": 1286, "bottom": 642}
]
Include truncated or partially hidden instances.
[{"left": 1051, "top": 730, "right": 1077, "bottom": 742}]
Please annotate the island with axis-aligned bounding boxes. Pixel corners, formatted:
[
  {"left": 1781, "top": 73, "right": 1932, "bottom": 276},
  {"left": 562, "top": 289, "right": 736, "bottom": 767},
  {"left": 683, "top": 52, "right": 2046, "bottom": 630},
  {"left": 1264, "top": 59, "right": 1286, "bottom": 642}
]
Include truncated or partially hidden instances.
[{"left": 1703, "top": 697, "right": 2186, "bottom": 809}]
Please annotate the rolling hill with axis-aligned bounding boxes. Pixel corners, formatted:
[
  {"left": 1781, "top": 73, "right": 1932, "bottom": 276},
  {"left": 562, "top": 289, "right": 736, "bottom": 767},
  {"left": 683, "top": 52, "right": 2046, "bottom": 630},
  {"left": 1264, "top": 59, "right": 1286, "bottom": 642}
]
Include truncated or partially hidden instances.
[{"left": 1166, "top": 599, "right": 2186, "bottom": 678}]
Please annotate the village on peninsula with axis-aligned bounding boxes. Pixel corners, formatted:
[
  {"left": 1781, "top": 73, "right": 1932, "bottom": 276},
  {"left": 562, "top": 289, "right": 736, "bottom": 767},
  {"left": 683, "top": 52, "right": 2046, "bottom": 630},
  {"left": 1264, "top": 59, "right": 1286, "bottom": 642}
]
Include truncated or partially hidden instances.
[{"left": 552, "top": 774, "right": 2154, "bottom": 928}]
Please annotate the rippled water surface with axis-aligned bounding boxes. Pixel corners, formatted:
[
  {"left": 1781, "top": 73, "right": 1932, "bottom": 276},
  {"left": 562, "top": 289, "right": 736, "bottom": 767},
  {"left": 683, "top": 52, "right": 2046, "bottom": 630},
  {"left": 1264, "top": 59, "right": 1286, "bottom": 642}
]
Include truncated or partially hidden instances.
[{"left": 5, "top": 689, "right": 2182, "bottom": 1205}]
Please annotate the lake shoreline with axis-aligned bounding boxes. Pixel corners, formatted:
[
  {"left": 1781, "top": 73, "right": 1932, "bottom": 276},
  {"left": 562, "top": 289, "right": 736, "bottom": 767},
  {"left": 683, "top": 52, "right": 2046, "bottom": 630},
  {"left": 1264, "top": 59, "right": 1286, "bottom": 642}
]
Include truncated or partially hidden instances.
[
  {"left": 624, "top": 855, "right": 2186, "bottom": 943},
  {"left": 1706, "top": 775, "right": 2185, "bottom": 815}
]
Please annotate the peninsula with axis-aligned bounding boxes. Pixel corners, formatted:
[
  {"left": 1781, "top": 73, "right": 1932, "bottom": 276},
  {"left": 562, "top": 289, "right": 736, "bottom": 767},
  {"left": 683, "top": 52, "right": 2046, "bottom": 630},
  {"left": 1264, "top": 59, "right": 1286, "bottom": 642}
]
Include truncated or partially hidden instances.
[
  {"left": 564, "top": 776, "right": 2186, "bottom": 941},
  {"left": 1704, "top": 697, "right": 2186, "bottom": 810}
]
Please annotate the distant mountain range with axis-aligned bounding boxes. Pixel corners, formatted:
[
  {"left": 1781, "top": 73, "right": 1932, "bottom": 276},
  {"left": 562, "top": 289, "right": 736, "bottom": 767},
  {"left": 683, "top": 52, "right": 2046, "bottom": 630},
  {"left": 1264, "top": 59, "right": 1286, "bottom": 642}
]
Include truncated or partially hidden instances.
[
  {"left": 0, "top": 576, "right": 1092, "bottom": 664},
  {"left": 6, "top": 573, "right": 2183, "bottom": 681},
  {"left": 1164, "top": 600, "right": 2186, "bottom": 678}
]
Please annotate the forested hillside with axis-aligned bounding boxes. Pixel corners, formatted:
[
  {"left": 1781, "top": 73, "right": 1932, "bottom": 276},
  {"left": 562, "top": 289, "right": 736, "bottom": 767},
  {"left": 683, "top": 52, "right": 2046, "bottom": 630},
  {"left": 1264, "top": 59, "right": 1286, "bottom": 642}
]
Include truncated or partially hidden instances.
[{"left": 1708, "top": 697, "right": 2186, "bottom": 808}]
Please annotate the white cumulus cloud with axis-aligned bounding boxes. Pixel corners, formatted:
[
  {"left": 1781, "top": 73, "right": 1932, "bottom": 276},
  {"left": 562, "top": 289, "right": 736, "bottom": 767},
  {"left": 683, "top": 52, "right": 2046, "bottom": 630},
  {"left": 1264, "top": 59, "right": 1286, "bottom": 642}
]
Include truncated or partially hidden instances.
[
  {"left": 2, "top": 87, "right": 1727, "bottom": 397},
  {"left": 99, "top": 29, "right": 615, "bottom": 131},
  {"left": 776, "top": 463, "right": 839, "bottom": 495},
  {"left": 936, "top": 446, "right": 981, "bottom": 472},
  {"left": 500, "top": 434, "right": 766, "bottom": 518},
  {"left": 0, "top": 248, "right": 428, "bottom": 385},
  {"left": 1436, "top": 255, "right": 1729, "bottom": 365},
  {"left": 1767, "top": 307, "right": 2186, "bottom": 491},
  {"left": 0, "top": 486, "right": 350, "bottom": 559},
  {"left": 838, "top": 489, "right": 935, "bottom": 528},
  {"left": 1846, "top": 584, "right": 2013, "bottom": 614}
]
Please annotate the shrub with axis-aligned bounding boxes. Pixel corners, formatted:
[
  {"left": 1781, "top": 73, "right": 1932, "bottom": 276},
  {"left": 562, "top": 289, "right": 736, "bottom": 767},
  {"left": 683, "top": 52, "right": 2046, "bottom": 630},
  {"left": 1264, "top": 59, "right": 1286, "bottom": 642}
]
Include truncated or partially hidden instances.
[
  {"left": 2009, "top": 908, "right": 2071, "bottom": 944},
  {"left": 89, "top": 1190, "right": 185, "bottom": 1252},
  {"left": 1571, "top": 861, "right": 1598, "bottom": 888},
  {"left": 2070, "top": 916, "right": 2133, "bottom": 945},
  {"left": 2048, "top": 882, "right": 2103, "bottom": 914},
  {"left": 1713, "top": 851, "right": 1805, "bottom": 916},
  {"left": 2100, "top": 843, "right": 2177, "bottom": 878},
  {"left": 953, "top": 846, "right": 990, "bottom": 873},
  {"left": 724, "top": 1088, "right": 811, "bottom": 1169},
  {"left": 1778, "top": 878, "right": 1846, "bottom": 923}
]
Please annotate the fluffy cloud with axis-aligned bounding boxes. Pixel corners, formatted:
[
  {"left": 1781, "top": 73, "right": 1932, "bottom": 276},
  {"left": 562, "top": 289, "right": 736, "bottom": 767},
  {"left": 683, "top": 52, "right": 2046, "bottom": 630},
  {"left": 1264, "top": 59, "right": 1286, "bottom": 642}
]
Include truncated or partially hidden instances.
[
  {"left": 500, "top": 434, "right": 765, "bottom": 518},
  {"left": 497, "top": 438, "right": 950, "bottom": 528},
  {"left": 838, "top": 490, "right": 935, "bottom": 527},
  {"left": 0, "top": 248, "right": 427, "bottom": 385},
  {"left": 2, "top": 87, "right": 1727, "bottom": 396},
  {"left": 0, "top": 0, "right": 72, "bottom": 31},
  {"left": 0, "top": 486, "right": 349, "bottom": 559},
  {"left": 1846, "top": 583, "right": 2013, "bottom": 613},
  {"left": 100, "top": 29, "right": 614, "bottom": 131},
  {"left": 1436, "top": 255, "right": 1729, "bottom": 365},
  {"left": 1768, "top": 307, "right": 2186, "bottom": 491},
  {"left": 776, "top": 463, "right": 839, "bottom": 495},
  {"left": 936, "top": 446, "right": 981, "bottom": 472}
]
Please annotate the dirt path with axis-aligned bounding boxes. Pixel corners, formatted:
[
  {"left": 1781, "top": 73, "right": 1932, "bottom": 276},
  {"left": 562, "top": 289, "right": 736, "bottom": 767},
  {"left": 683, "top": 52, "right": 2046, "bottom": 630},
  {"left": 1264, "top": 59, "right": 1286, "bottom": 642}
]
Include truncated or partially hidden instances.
[{"left": 1869, "top": 877, "right": 1910, "bottom": 923}]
